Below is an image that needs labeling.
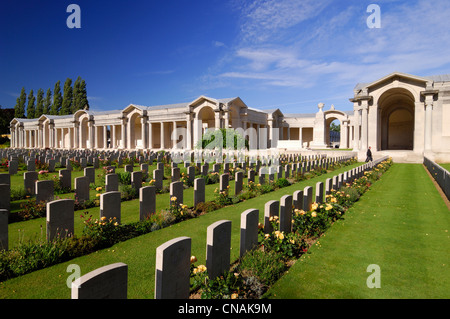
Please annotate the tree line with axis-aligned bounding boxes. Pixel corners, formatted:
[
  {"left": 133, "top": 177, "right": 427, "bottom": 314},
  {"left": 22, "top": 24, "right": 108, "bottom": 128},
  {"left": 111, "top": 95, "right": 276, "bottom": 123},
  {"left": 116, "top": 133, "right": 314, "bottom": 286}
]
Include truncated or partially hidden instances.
[{"left": 14, "top": 76, "right": 89, "bottom": 119}]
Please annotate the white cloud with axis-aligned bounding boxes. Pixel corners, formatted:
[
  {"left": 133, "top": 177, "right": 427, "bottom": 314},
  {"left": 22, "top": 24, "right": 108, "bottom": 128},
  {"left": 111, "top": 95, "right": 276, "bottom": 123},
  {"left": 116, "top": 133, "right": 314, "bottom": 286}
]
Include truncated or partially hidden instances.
[{"left": 238, "top": 0, "right": 332, "bottom": 43}]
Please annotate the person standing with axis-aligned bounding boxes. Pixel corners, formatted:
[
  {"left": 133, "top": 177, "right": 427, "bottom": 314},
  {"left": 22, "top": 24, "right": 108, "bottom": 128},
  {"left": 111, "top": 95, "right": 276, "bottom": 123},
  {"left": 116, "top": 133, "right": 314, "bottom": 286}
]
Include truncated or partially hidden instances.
[{"left": 366, "top": 146, "right": 373, "bottom": 162}]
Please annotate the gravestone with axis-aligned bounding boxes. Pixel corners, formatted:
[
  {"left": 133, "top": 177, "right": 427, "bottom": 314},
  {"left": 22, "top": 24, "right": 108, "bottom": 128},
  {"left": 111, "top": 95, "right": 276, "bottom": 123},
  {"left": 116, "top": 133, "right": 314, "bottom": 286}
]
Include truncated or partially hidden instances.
[
  {"left": 303, "top": 186, "right": 313, "bottom": 211},
  {"left": 46, "top": 199, "right": 74, "bottom": 241},
  {"left": 194, "top": 178, "right": 205, "bottom": 207},
  {"left": 48, "top": 159, "right": 55, "bottom": 172},
  {"left": 170, "top": 181, "right": 183, "bottom": 206},
  {"left": 153, "top": 169, "right": 163, "bottom": 190},
  {"left": 59, "top": 169, "right": 72, "bottom": 191},
  {"left": 93, "top": 157, "right": 99, "bottom": 169},
  {"left": 131, "top": 171, "right": 143, "bottom": 191},
  {"left": 35, "top": 180, "right": 54, "bottom": 204},
  {"left": 325, "top": 178, "right": 333, "bottom": 196},
  {"left": 187, "top": 166, "right": 195, "bottom": 184},
  {"left": 84, "top": 167, "right": 95, "bottom": 184},
  {"left": 285, "top": 165, "right": 290, "bottom": 178},
  {"left": 27, "top": 160, "right": 35, "bottom": 172},
  {"left": 171, "top": 167, "right": 180, "bottom": 182},
  {"left": 0, "top": 174, "right": 10, "bottom": 185},
  {"left": 332, "top": 175, "right": 338, "bottom": 191},
  {"left": 277, "top": 166, "right": 282, "bottom": 179},
  {"left": 235, "top": 171, "right": 243, "bottom": 195},
  {"left": 80, "top": 158, "right": 87, "bottom": 169},
  {"left": 247, "top": 169, "right": 255, "bottom": 184},
  {"left": 72, "top": 263, "right": 128, "bottom": 299},
  {"left": 315, "top": 182, "right": 324, "bottom": 204},
  {"left": 24, "top": 171, "right": 38, "bottom": 195},
  {"left": 264, "top": 200, "right": 279, "bottom": 234},
  {"left": 220, "top": 173, "right": 229, "bottom": 193},
  {"left": 100, "top": 191, "right": 122, "bottom": 224},
  {"left": 239, "top": 208, "right": 259, "bottom": 257},
  {"left": 125, "top": 164, "right": 133, "bottom": 173},
  {"left": 8, "top": 160, "right": 18, "bottom": 175},
  {"left": 201, "top": 164, "right": 208, "bottom": 176},
  {"left": 0, "top": 209, "right": 8, "bottom": 250},
  {"left": 293, "top": 190, "right": 303, "bottom": 211},
  {"left": 74, "top": 176, "right": 90, "bottom": 203},
  {"left": 140, "top": 186, "right": 156, "bottom": 220},
  {"left": 280, "top": 195, "right": 293, "bottom": 234},
  {"left": 105, "top": 173, "right": 119, "bottom": 192},
  {"left": 155, "top": 237, "right": 191, "bottom": 299},
  {"left": 259, "top": 167, "right": 266, "bottom": 185},
  {"left": 206, "top": 220, "right": 232, "bottom": 279}
]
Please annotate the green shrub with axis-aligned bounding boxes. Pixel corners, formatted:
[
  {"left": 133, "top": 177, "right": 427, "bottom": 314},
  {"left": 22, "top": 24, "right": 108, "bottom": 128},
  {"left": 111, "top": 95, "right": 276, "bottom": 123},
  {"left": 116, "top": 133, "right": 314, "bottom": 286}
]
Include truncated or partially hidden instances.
[{"left": 238, "top": 249, "right": 287, "bottom": 286}]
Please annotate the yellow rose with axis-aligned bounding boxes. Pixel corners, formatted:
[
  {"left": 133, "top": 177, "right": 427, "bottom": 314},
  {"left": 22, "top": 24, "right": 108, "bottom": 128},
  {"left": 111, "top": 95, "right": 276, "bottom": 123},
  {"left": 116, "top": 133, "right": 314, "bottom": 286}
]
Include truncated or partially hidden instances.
[
  {"left": 197, "top": 265, "right": 207, "bottom": 273},
  {"left": 190, "top": 256, "right": 197, "bottom": 264},
  {"left": 170, "top": 196, "right": 177, "bottom": 201},
  {"left": 311, "top": 212, "right": 317, "bottom": 218},
  {"left": 231, "top": 293, "right": 238, "bottom": 299}
]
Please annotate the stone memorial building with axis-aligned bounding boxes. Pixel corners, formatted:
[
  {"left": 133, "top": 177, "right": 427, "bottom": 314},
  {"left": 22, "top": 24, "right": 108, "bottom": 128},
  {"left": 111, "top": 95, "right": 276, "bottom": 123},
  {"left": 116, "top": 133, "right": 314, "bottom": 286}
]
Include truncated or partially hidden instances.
[{"left": 9, "top": 72, "right": 450, "bottom": 162}]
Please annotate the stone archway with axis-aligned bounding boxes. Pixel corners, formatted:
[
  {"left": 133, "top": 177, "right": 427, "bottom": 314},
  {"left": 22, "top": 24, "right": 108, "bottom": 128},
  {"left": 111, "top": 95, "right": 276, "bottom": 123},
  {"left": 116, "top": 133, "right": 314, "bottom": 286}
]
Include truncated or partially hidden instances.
[
  {"left": 198, "top": 106, "right": 215, "bottom": 134},
  {"left": 379, "top": 88, "right": 415, "bottom": 151},
  {"left": 128, "top": 112, "right": 142, "bottom": 149}
]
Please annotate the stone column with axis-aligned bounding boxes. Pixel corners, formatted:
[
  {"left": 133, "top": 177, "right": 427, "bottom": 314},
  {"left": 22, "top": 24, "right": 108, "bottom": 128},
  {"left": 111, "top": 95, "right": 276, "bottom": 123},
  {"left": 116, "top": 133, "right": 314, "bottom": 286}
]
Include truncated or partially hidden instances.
[
  {"left": 224, "top": 111, "right": 230, "bottom": 129},
  {"left": 112, "top": 125, "right": 116, "bottom": 149},
  {"left": 148, "top": 122, "right": 153, "bottom": 149},
  {"left": 185, "top": 115, "right": 192, "bottom": 150},
  {"left": 361, "top": 100, "right": 369, "bottom": 150},
  {"left": 341, "top": 121, "right": 349, "bottom": 149},
  {"left": 160, "top": 122, "right": 165, "bottom": 149},
  {"left": 214, "top": 110, "right": 221, "bottom": 129},
  {"left": 424, "top": 95, "right": 434, "bottom": 151},
  {"left": 74, "top": 122, "right": 79, "bottom": 149},
  {"left": 172, "top": 121, "right": 177, "bottom": 149},
  {"left": 353, "top": 107, "right": 360, "bottom": 151},
  {"left": 141, "top": 116, "right": 148, "bottom": 149},
  {"left": 103, "top": 126, "right": 108, "bottom": 149},
  {"left": 121, "top": 118, "right": 127, "bottom": 149},
  {"left": 299, "top": 127, "right": 303, "bottom": 148},
  {"left": 49, "top": 123, "right": 55, "bottom": 149},
  {"left": 88, "top": 121, "right": 95, "bottom": 149}
]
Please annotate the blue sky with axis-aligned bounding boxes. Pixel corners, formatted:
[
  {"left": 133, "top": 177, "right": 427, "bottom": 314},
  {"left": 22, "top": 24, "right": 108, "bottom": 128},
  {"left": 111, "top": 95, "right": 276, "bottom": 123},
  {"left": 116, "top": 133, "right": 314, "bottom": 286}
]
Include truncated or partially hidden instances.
[{"left": 1, "top": 0, "right": 450, "bottom": 115}]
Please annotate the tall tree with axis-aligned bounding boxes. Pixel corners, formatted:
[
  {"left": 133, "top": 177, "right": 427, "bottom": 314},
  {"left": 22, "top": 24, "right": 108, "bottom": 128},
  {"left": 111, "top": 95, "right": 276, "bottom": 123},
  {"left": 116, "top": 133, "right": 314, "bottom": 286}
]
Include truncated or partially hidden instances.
[
  {"left": 78, "top": 78, "right": 89, "bottom": 110},
  {"left": 26, "top": 89, "right": 36, "bottom": 119},
  {"left": 72, "top": 76, "right": 81, "bottom": 113},
  {"left": 35, "top": 88, "right": 44, "bottom": 118},
  {"left": 61, "top": 78, "right": 73, "bottom": 115},
  {"left": 14, "top": 98, "right": 20, "bottom": 119},
  {"left": 43, "top": 88, "right": 52, "bottom": 115},
  {"left": 15, "top": 87, "right": 26, "bottom": 118},
  {"left": 51, "top": 80, "right": 62, "bottom": 115}
]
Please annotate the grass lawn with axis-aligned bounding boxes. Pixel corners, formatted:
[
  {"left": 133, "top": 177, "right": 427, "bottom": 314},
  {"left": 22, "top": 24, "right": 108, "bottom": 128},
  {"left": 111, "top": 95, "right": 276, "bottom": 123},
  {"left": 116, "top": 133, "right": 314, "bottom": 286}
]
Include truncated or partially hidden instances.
[
  {"left": 0, "top": 162, "right": 361, "bottom": 299},
  {"left": 267, "top": 164, "right": 449, "bottom": 299},
  {"left": 439, "top": 163, "right": 450, "bottom": 171}
]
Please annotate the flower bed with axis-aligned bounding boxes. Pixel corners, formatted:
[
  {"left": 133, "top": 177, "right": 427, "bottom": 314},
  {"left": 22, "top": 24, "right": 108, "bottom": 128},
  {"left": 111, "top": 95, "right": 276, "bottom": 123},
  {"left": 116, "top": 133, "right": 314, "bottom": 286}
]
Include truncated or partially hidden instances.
[
  {"left": 188, "top": 158, "right": 393, "bottom": 299},
  {"left": 0, "top": 157, "right": 359, "bottom": 282}
]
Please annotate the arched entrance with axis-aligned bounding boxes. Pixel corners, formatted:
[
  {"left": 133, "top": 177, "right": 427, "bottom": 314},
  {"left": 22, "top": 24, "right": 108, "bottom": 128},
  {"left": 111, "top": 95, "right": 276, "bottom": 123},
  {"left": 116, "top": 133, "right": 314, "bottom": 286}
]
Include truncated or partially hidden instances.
[
  {"left": 379, "top": 88, "right": 415, "bottom": 150},
  {"left": 128, "top": 112, "right": 142, "bottom": 149},
  {"left": 198, "top": 106, "right": 215, "bottom": 134}
]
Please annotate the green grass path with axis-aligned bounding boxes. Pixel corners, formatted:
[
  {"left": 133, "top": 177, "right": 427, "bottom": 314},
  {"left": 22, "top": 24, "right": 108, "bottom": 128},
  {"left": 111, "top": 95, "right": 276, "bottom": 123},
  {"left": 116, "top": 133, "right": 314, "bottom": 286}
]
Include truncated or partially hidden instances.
[
  {"left": 0, "top": 163, "right": 361, "bottom": 299},
  {"left": 267, "top": 164, "right": 450, "bottom": 299}
]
